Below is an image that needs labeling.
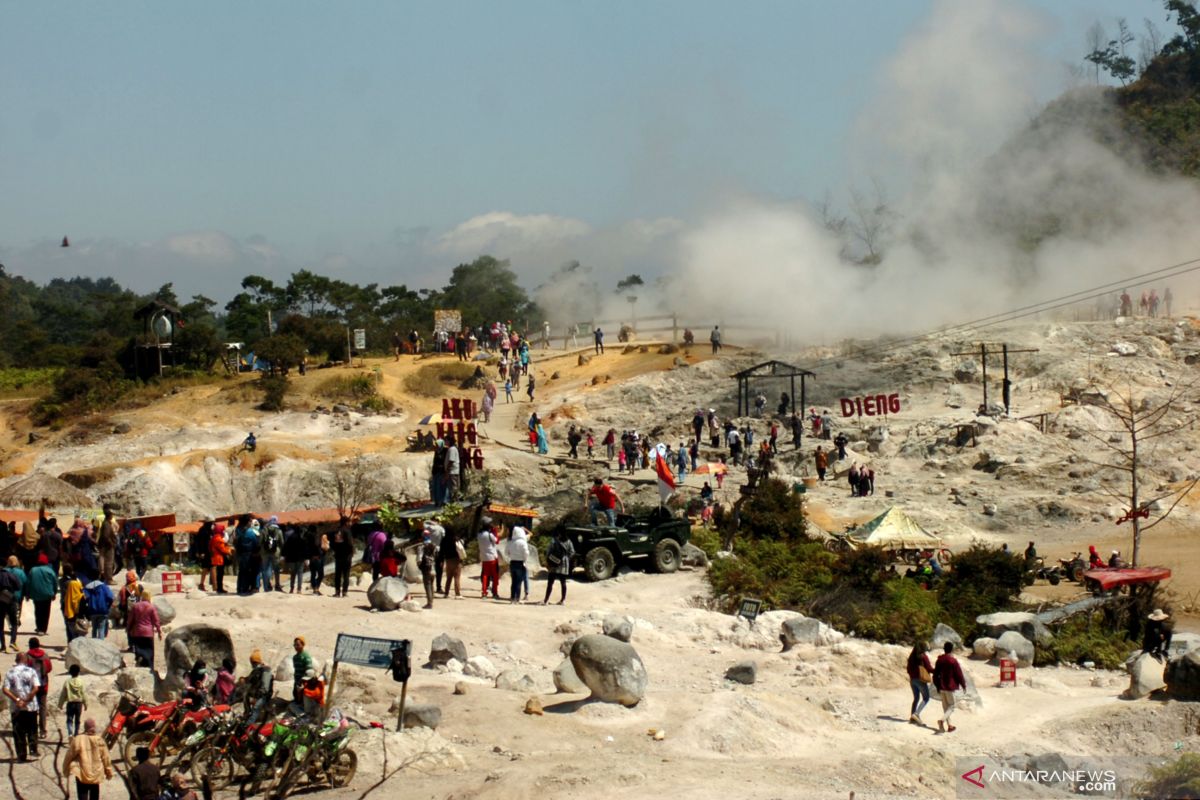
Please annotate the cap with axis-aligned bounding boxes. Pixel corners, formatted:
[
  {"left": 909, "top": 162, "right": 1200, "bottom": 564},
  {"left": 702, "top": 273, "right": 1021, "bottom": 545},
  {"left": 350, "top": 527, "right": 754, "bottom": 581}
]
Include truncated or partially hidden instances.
[
  {"left": 304, "top": 668, "right": 317, "bottom": 680},
  {"left": 250, "top": 649, "right": 263, "bottom": 664}
]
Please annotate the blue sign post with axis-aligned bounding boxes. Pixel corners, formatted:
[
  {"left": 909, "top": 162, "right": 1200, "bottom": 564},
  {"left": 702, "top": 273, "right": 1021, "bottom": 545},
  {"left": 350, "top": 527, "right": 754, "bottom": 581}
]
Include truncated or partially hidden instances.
[{"left": 330, "top": 634, "right": 413, "bottom": 730}]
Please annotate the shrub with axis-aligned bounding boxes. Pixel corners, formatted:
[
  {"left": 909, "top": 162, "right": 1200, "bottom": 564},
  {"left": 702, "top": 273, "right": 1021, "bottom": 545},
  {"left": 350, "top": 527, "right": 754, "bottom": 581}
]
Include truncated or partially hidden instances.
[
  {"left": 252, "top": 334, "right": 306, "bottom": 375},
  {"left": 403, "top": 361, "right": 479, "bottom": 397},
  {"left": 1135, "top": 753, "right": 1200, "bottom": 800},
  {"left": 707, "top": 539, "right": 835, "bottom": 613},
  {"left": 689, "top": 526, "right": 721, "bottom": 560},
  {"left": 259, "top": 375, "right": 288, "bottom": 411},
  {"left": 722, "top": 478, "right": 812, "bottom": 544},
  {"left": 851, "top": 579, "right": 943, "bottom": 644},
  {"left": 1035, "top": 616, "right": 1137, "bottom": 669},
  {"left": 319, "top": 372, "right": 393, "bottom": 411},
  {"left": 937, "top": 544, "right": 1025, "bottom": 632}
]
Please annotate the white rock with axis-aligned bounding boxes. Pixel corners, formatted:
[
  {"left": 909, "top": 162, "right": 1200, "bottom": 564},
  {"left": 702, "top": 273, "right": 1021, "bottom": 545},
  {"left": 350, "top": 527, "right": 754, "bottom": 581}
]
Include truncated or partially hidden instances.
[{"left": 463, "top": 655, "right": 498, "bottom": 679}]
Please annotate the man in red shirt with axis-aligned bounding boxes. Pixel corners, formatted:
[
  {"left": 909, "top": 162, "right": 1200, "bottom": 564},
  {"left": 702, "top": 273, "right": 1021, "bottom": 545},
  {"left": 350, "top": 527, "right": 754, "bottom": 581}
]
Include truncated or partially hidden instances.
[
  {"left": 932, "top": 641, "right": 966, "bottom": 733},
  {"left": 586, "top": 479, "right": 623, "bottom": 527}
]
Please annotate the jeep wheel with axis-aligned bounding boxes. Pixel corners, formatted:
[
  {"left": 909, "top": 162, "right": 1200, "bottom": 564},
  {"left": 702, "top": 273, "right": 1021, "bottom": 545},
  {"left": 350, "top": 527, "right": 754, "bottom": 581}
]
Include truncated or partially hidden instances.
[
  {"left": 584, "top": 547, "right": 615, "bottom": 581},
  {"left": 652, "top": 539, "right": 682, "bottom": 573}
]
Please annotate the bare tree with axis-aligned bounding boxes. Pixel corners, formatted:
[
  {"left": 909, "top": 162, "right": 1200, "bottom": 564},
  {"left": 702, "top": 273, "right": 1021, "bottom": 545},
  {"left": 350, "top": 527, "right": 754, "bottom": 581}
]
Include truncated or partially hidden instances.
[
  {"left": 847, "top": 179, "right": 895, "bottom": 266},
  {"left": 1140, "top": 17, "right": 1164, "bottom": 73},
  {"left": 1077, "top": 379, "right": 1200, "bottom": 566},
  {"left": 1086, "top": 21, "right": 1107, "bottom": 83},
  {"left": 324, "top": 454, "right": 383, "bottom": 520}
]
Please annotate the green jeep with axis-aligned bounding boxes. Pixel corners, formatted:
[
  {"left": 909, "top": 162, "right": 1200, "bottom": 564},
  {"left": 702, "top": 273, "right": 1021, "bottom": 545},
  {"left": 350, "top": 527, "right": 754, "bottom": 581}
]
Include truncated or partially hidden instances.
[{"left": 564, "top": 508, "right": 691, "bottom": 581}]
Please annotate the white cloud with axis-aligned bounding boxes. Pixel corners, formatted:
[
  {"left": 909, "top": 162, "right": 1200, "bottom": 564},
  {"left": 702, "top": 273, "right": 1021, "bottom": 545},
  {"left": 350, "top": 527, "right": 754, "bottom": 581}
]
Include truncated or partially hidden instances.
[{"left": 434, "top": 211, "right": 592, "bottom": 259}]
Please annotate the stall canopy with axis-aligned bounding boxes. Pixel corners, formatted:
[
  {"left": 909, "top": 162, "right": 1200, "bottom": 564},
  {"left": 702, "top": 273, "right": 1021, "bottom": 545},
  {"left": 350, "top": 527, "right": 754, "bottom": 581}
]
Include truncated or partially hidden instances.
[
  {"left": 848, "top": 507, "right": 942, "bottom": 549},
  {"left": 160, "top": 505, "right": 382, "bottom": 535},
  {"left": 0, "top": 472, "right": 96, "bottom": 511}
]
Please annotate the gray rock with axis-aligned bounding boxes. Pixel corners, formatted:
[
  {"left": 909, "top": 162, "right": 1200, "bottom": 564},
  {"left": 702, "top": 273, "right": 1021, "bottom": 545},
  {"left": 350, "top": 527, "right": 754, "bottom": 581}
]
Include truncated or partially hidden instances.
[
  {"left": 930, "top": 623, "right": 962, "bottom": 651},
  {"left": 400, "top": 703, "right": 442, "bottom": 730},
  {"left": 112, "top": 667, "right": 156, "bottom": 698},
  {"left": 164, "top": 624, "right": 235, "bottom": 693},
  {"left": 429, "top": 634, "right": 468, "bottom": 666},
  {"left": 553, "top": 659, "right": 586, "bottom": 694},
  {"left": 366, "top": 577, "right": 409, "bottom": 611},
  {"left": 976, "top": 611, "right": 1053, "bottom": 646},
  {"left": 681, "top": 543, "right": 709, "bottom": 567},
  {"left": 495, "top": 670, "right": 537, "bottom": 692},
  {"left": 725, "top": 661, "right": 757, "bottom": 685},
  {"left": 1124, "top": 651, "right": 1166, "bottom": 699},
  {"left": 65, "top": 637, "right": 124, "bottom": 676},
  {"left": 1168, "top": 632, "right": 1200, "bottom": 660},
  {"left": 602, "top": 614, "right": 634, "bottom": 642},
  {"left": 1166, "top": 651, "right": 1200, "bottom": 700},
  {"left": 569, "top": 633, "right": 647, "bottom": 706},
  {"left": 153, "top": 597, "right": 176, "bottom": 626},
  {"left": 1020, "top": 753, "right": 1070, "bottom": 786},
  {"left": 464, "top": 655, "right": 498, "bottom": 679},
  {"left": 972, "top": 637, "right": 997, "bottom": 660},
  {"left": 274, "top": 657, "right": 294, "bottom": 683},
  {"left": 994, "top": 630, "right": 1035, "bottom": 668},
  {"left": 780, "top": 616, "right": 844, "bottom": 650}
]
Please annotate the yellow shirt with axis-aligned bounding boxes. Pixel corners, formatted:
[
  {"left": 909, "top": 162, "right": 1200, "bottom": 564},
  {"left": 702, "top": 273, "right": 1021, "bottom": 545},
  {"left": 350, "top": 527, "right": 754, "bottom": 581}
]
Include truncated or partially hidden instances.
[
  {"left": 64, "top": 579, "right": 83, "bottom": 619},
  {"left": 63, "top": 733, "right": 113, "bottom": 784}
]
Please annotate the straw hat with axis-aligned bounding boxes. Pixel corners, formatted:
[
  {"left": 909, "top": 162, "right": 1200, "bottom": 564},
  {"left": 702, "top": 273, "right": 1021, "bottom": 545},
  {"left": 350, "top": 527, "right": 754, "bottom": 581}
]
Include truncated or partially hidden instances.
[{"left": 1148, "top": 609, "right": 1169, "bottom": 621}]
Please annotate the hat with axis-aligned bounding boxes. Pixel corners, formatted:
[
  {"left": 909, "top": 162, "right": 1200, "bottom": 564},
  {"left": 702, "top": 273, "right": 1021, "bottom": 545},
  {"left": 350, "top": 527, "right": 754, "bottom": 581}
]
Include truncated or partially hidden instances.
[
  {"left": 304, "top": 668, "right": 317, "bottom": 680},
  {"left": 481, "top": 516, "right": 493, "bottom": 526},
  {"left": 1148, "top": 609, "right": 1169, "bottom": 621},
  {"left": 203, "top": 515, "right": 215, "bottom": 523},
  {"left": 269, "top": 515, "right": 279, "bottom": 525},
  {"left": 249, "top": 649, "right": 263, "bottom": 664},
  {"left": 1112, "top": 549, "right": 1120, "bottom": 555}
]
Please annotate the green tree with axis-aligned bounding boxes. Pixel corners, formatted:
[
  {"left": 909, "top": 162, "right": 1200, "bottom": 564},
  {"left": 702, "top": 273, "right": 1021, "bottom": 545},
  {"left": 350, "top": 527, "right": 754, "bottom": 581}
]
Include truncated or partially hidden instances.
[
  {"left": 252, "top": 333, "right": 306, "bottom": 375},
  {"left": 439, "top": 255, "right": 539, "bottom": 327}
]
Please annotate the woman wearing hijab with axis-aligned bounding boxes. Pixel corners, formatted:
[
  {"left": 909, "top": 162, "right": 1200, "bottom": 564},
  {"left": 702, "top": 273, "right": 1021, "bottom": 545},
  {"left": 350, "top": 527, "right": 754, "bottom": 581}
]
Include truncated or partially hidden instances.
[
  {"left": 16, "top": 522, "right": 40, "bottom": 572},
  {"left": 536, "top": 422, "right": 549, "bottom": 455}
]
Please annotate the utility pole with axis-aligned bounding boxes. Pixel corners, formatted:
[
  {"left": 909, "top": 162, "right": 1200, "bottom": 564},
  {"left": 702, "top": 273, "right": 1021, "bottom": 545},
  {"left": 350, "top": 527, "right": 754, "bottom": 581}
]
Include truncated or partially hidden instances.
[{"left": 951, "top": 343, "right": 1039, "bottom": 415}]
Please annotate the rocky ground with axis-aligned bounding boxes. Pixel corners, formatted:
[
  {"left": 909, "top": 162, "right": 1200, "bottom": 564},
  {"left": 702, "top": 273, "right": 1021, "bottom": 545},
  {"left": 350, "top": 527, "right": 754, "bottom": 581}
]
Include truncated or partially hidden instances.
[{"left": 4, "top": 313, "right": 1200, "bottom": 797}]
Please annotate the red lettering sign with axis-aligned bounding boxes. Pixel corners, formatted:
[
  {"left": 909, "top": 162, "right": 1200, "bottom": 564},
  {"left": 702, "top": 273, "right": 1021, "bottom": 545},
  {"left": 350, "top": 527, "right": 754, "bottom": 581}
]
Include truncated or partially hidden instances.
[{"left": 839, "top": 393, "right": 901, "bottom": 418}]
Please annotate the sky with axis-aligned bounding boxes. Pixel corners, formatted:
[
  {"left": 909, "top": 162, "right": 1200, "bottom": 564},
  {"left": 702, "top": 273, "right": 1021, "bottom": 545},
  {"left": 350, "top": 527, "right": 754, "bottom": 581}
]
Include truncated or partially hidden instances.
[{"left": 0, "top": 0, "right": 1168, "bottom": 303}]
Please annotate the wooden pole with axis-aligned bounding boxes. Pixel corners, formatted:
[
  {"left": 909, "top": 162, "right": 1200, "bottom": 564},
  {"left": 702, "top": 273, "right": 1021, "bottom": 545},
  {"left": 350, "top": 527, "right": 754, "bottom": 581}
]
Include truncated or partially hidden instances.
[
  {"left": 395, "top": 677, "right": 409, "bottom": 732},
  {"left": 324, "top": 660, "right": 339, "bottom": 722}
]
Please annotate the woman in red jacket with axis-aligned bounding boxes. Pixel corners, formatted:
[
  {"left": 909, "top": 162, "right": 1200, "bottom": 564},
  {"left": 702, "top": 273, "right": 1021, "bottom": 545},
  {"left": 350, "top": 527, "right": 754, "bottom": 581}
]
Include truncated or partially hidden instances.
[{"left": 209, "top": 525, "right": 231, "bottom": 594}]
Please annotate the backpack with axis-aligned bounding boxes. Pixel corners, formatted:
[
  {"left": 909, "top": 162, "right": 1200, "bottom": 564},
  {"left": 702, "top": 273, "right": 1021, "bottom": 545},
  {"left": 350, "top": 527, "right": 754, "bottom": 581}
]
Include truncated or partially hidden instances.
[
  {"left": 83, "top": 583, "right": 111, "bottom": 618},
  {"left": 263, "top": 526, "right": 281, "bottom": 555},
  {"left": 30, "top": 652, "right": 49, "bottom": 693}
]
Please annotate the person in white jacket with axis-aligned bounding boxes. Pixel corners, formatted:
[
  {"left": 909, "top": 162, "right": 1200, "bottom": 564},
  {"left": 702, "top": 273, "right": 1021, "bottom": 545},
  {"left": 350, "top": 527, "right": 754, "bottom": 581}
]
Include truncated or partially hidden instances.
[{"left": 506, "top": 526, "right": 530, "bottom": 604}]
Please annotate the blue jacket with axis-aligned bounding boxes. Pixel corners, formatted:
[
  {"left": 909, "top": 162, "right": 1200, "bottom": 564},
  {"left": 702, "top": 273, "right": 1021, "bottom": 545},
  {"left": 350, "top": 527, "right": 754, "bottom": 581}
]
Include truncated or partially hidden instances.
[{"left": 26, "top": 564, "right": 59, "bottom": 602}]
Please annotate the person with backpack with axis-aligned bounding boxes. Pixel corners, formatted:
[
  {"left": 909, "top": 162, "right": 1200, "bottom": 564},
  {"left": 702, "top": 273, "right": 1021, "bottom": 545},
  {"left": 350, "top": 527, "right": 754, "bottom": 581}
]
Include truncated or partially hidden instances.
[
  {"left": 191, "top": 519, "right": 214, "bottom": 592},
  {"left": 82, "top": 575, "right": 114, "bottom": 639},
  {"left": 542, "top": 530, "right": 575, "bottom": 605},
  {"left": 0, "top": 561, "right": 20, "bottom": 653},
  {"left": 261, "top": 517, "right": 282, "bottom": 592},
  {"left": 27, "top": 636, "right": 53, "bottom": 738}
]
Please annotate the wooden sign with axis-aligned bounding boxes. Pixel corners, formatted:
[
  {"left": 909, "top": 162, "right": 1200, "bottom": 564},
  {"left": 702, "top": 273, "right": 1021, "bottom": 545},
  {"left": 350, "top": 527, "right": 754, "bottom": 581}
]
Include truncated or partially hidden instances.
[{"left": 737, "top": 598, "right": 763, "bottom": 622}]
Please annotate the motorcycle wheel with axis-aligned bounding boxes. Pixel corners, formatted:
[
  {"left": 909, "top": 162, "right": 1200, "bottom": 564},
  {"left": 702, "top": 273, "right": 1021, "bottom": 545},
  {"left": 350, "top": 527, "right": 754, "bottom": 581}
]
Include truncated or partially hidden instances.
[
  {"left": 328, "top": 749, "right": 358, "bottom": 787},
  {"left": 123, "top": 731, "right": 156, "bottom": 766},
  {"left": 190, "top": 745, "right": 236, "bottom": 791},
  {"left": 1048, "top": 573, "right": 1060, "bottom": 586},
  {"left": 1071, "top": 564, "right": 1085, "bottom": 582}
]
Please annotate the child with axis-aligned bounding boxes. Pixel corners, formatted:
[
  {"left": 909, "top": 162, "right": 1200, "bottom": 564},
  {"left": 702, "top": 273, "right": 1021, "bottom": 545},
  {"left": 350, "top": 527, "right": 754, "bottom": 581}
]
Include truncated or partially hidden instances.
[
  {"left": 58, "top": 663, "right": 86, "bottom": 736},
  {"left": 716, "top": 458, "right": 727, "bottom": 489},
  {"left": 586, "top": 430, "right": 595, "bottom": 459},
  {"left": 505, "top": 378, "right": 513, "bottom": 403},
  {"left": 214, "top": 658, "right": 236, "bottom": 705},
  {"left": 617, "top": 447, "right": 627, "bottom": 472}
]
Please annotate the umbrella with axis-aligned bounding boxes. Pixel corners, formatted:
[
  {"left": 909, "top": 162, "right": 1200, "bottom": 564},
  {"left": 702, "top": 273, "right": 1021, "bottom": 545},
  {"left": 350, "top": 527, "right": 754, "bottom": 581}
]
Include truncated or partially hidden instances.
[
  {"left": 417, "top": 414, "right": 460, "bottom": 426},
  {"left": 0, "top": 472, "right": 96, "bottom": 510},
  {"left": 694, "top": 462, "right": 729, "bottom": 476}
]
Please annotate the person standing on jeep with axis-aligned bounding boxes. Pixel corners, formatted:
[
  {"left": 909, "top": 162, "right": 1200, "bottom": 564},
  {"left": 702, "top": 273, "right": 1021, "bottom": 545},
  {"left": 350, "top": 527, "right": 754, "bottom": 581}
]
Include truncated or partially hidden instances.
[
  {"left": 542, "top": 531, "right": 575, "bottom": 605},
  {"left": 586, "top": 479, "right": 623, "bottom": 527}
]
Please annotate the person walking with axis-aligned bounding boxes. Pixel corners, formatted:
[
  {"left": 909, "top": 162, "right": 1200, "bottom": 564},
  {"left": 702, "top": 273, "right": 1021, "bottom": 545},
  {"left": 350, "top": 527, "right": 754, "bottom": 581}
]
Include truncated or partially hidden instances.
[
  {"left": 60, "top": 565, "right": 85, "bottom": 642},
  {"left": 439, "top": 530, "right": 463, "bottom": 598},
  {"left": 3, "top": 651, "right": 41, "bottom": 761},
  {"left": 283, "top": 525, "right": 307, "bottom": 593},
  {"left": 126, "top": 589, "right": 162, "bottom": 669},
  {"left": 128, "top": 746, "right": 160, "bottom": 800},
  {"left": 932, "top": 642, "right": 966, "bottom": 733},
  {"left": 526, "top": 372, "right": 536, "bottom": 402},
  {"left": 97, "top": 507, "right": 118, "bottom": 585},
  {"left": 815, "top": 446, "right": 828, "bottom": 482},
  {"left": 57, "top": 663, "right": 87, "bottom": 736},
  {"left": 593, "top": 327, "right": 604, "bottom": 354},
  {"left": 62, "top": 717, "right": 114, "bottom": 799},
  {"left": 477, "top": 521, "right": 500, "bottom": 600},
  {"left": 834, "top": 432, "right": 848, "bottom": 461},
  {"left": 506, "top": 525, "right": 529, "bottom": 605},
  {"left": 418, "top": 532, "right": 436, "bottom": 609},
  {"left": 444, "top": 436, "right": 461, "bottom": 503},
  {"left": 542, "top": 531, "right": 575, "bottom": 605},
  {"left": 82, "top": 575, "right": 114, "bottom": 639},
  {"left": 906, "top": 641, "right": 934, "bottom": 725},
  {"left": 0, "top": 561, "right": 20, "bottom": 652},
  {"left": 710, "top": 325, "right": 722, "bottom": 354}
]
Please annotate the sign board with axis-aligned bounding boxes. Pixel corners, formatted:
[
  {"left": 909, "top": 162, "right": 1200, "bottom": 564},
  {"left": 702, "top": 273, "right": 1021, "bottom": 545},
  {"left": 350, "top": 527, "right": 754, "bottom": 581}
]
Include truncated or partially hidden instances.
[
  {"left": 737, "top": 598, "right": 763, "bottom": 622},
  {"left": 433, "top": 309, "right": 462, "bottom": 334},
  {"left": 334, "top": 633, "right": 411, "bottom": 669},
  {"left": 999, "top": 658, "right": 1017, "bottom": 687},
  {"left": 172, "top": 532, "right": 190, "bottom": 554},
  {"left": 161, "top": 571, "right": 184, "bottom": 594},
  {"left": 353, "top": 329, "right": 366, "bottom": 350},
  {"left": 839, "top": 393, "right": 901, "bottom": 418}
]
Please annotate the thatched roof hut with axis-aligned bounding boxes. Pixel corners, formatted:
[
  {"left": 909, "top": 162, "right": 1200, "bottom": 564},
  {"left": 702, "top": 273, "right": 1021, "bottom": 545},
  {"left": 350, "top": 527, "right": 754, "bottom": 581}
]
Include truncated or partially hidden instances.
[{"left": 0, "top": 472, "right": 97, "bottom": 511}]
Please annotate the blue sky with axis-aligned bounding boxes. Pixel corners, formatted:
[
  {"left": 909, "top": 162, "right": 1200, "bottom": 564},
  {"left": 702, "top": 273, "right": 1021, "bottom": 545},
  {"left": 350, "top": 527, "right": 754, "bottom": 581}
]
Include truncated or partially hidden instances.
[{"left": 0, "top": 0, "right": 1164, "bottom": 300}]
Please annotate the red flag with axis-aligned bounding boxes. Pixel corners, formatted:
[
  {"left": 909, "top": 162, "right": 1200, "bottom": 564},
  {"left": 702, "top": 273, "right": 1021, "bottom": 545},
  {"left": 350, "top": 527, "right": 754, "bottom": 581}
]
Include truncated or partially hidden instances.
[{"left": 654, "top": 445, "right": 675, "bottom": 503}]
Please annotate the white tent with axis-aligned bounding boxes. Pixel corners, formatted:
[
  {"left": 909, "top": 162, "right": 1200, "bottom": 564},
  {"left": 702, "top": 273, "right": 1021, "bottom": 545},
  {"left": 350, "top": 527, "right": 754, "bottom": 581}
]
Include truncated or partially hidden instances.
[{"left": 847, "top": 507, "right": 942, "bottom": 549}]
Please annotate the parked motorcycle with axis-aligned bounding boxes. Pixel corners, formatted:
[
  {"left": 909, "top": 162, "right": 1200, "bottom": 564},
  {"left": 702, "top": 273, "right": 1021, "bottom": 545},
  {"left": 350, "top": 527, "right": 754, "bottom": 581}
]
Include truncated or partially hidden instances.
[
  {"left": 1026, "top": 557, "right": 1062, "bottom": 586},
  {"left": 1057, "top": 552, "right": 1088, "bottom": 582}
]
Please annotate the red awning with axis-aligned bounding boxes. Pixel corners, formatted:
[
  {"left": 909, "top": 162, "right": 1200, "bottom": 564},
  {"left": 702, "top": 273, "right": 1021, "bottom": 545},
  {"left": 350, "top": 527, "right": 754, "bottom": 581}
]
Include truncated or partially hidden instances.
[{"left": 1082, "top": 567, "right": 1172, "bottom": 591}]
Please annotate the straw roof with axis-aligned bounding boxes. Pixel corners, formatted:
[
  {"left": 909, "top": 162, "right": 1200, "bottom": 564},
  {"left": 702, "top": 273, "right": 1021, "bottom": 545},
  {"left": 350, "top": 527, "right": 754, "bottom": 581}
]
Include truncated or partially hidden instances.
[
  {"left": 0, "top": 472, "right": 97, "bottom": 511},
  {"left": 847, "top": 506, "right": 942, "bottom": 549}
]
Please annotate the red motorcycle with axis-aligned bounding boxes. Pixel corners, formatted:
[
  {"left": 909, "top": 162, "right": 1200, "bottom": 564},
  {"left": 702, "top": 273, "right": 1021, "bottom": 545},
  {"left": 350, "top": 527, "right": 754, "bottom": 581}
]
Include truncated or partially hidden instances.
[{"left": 104, "top": 692, "right": 230, "bottom": 762}]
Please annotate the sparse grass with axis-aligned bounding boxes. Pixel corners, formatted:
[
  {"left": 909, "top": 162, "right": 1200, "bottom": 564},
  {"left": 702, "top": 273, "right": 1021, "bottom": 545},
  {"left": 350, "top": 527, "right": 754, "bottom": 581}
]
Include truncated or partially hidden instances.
[
  {"left": 403, "top": 361, "right": 478, "bottom": 397},
  {"left": 0, "top": 367, "right": 62, "bottom": 396},
  {"left": 1034, "top": 615, "right": 1137, "bottom": 669},
  {"left": 1135, "top": 753, "right": 1200, "bottom": 800}
]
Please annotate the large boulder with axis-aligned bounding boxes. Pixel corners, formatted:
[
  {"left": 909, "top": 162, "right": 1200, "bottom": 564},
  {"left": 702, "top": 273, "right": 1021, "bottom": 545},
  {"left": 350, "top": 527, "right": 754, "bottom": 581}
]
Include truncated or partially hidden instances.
[
  {"left": 274, "top": 657, "right": 294, "bottom": 683},
  {"left": 569, "top": 634, "right": 647, "bottom": 706},
  {"left": 65, "top": 637, "right": 124, "bottom": 676},
  {"left": 602, "top": 615, "right": 633, "bottom": 643},
  {"left": 1166, "top": 651, "right": 1200, "bottom": 700},
  {"left": 398, "top": 703, "right": 441, "bottom": 730},
  {"left": 725, "top": 661, "right": 758, "bottom": 685},
  {"left": 1124, "top": 652, "right": 1167, "bottom": 699},
  {"left": 780, "top": 616, "right": 844, "bottom": 649},
  {"left": 367, "top": 577, "right": 409, "bottom": 611},
  {"left": 553, "top": 659, "right": 587, "bottom": 694},
  {"left": 429, "top": 634, "right": 468, "bottom": 667},
  {"left": 976, "top": 611, "right": 1053, "bottom": 646},
  {"left": 930, "top": 623, "right": 962, "bottom": 651},
  {"left": 1168, "top": 632, "right": 1200, "bottom": 660},
  {"left": 994, "top": 630, "right": 1035, "bottom": 668},
  {"left": 153, "top": 597, "right": 176, "bottom": 626},
  {"left": 681, "top": 543, "right": 709, "bottom": 567},
  {"left": 164, "top": 624, "right": 235, "bottom": 691},
  {"left": 972, "top": 637, "right": 997, "bottom": 661}
]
